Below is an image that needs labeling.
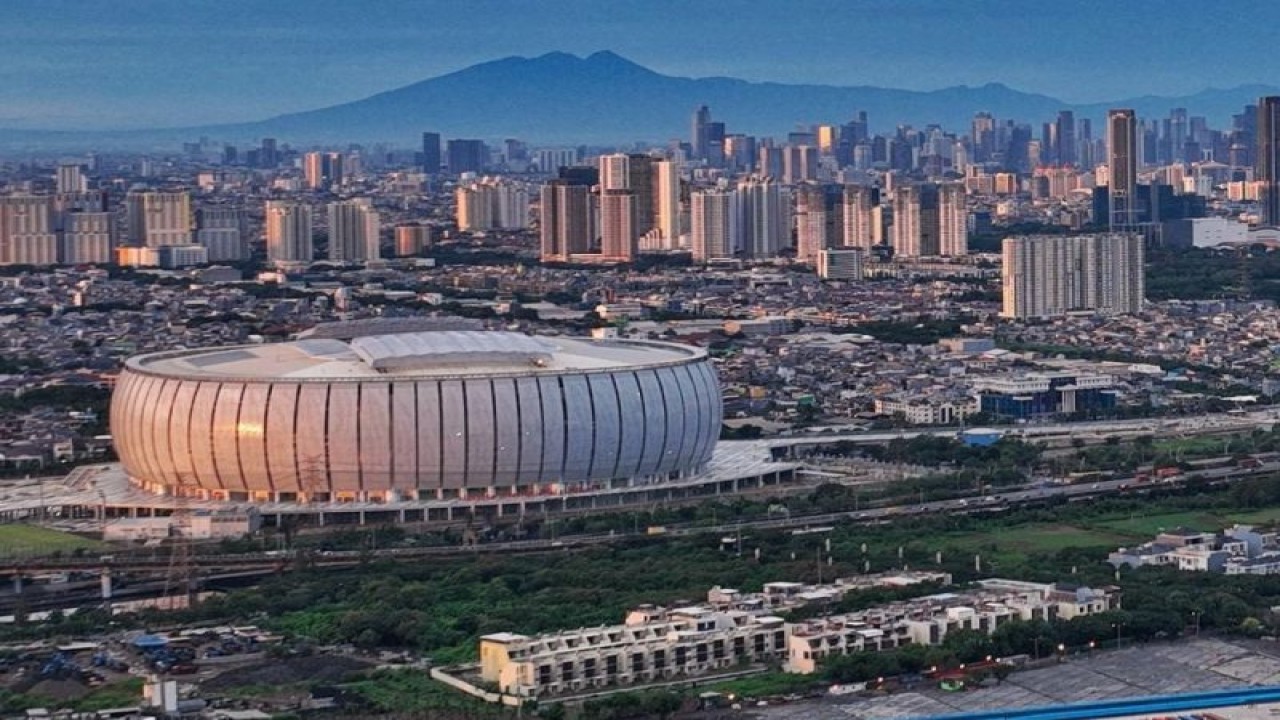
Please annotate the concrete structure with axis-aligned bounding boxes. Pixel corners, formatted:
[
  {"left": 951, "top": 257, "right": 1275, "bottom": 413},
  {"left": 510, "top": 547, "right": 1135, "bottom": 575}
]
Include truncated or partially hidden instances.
[
  {"left": 738, "top": 177, "right": 787, "bottom": 259},
  {"left": 1260, "top": 97, "right": 1280, "bottom": 227},
  {"left": 109, "top": 329, "right": 722, "bottom": 503},
  {"left": 540, "top": 181, "right": 593, "bottom": 262},
  {"left": 1107, "top": 110, "right": 1139, "bottom": 230},
  {"left": 303, "top": 151, "right": 344, "bottom": 190},
  {"left": 1163, "top": 217, "right": 1250, "bottom": 248},
  {"left": 264, "top": 201, "right": 313, "bottom": 263},
  {"left": 599, "top": 189, "right": 638, "bottom": 261},
  {"left": 103, "top": 509, "right": 260, "bottom": 542},
  {"left": 817, "top": 248, "right": 865, "bottom": 280},
  {"left": 654, "top": 160, "right": 681, "bottom": 249},
  {"left": 56, "top": 163, "right": 87, "bottom": 194},
  {"left": 691, "top": 189, "right": 738, "bottom": 263},
  {"left": 0, "top": 195, "right": 58, "bottom": 265},
  {"left": 1001, "top": 233, "right": 1145, "bottom": 319},
  {"left": 59, "top": 211, "right": 113, "bottom": 264},
  {"left": 890, "top": 183, "right": 966, "bottom": 258},
  {"left": 394, "top": 223, "right": 431, "bottom": 257},
  {"left": 196, "top": 208, "right": 248, "bottom": 262},
  {"left": 456, "top": 178, "right": 529, "bottom": 231},
  {"left": 974, "top": 372, "right": 1117, "bottom": 420},
  {"left": 126, "top": 191, "right": 192, "bottom": 247},
  {"left": 842, "top": 184, "right": 877, "bottom": 250},
  {"left": 327, "top": 198, "right": 379, "bottom": 262}
]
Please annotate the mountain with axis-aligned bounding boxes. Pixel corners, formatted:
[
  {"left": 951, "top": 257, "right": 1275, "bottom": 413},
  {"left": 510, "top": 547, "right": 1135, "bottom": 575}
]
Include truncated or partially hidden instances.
[{"left": 2, "top": 51, "right": 1276, "bottom": 150}]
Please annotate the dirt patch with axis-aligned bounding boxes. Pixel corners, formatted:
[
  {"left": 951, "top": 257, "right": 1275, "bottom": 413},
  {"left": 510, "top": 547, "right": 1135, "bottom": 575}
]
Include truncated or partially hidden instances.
[
  {"left": 203, "top": 655, "right": 374, "bottom": 692},
  {"left": 25, "top": 678, "right": 90, "bottom": 702}
]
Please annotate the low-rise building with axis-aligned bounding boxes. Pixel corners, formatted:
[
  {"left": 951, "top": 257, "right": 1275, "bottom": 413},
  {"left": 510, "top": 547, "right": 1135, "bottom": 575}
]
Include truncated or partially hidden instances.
[
  {"left": 476, "top": 574, "right": 1114, "bottom": 696},
  {"left": 1109, "top": 525, "right": 1280, "bottom": 575}
]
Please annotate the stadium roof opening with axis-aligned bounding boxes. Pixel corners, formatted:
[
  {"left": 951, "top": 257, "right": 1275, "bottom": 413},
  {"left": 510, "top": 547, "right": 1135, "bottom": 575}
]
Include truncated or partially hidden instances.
[{"left": 350, "top": 331, "right": 556, "bottom": 372}]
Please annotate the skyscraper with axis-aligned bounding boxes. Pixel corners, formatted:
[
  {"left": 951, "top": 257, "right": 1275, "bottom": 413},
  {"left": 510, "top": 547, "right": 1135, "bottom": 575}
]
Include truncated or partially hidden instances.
[
  {"left": 1107, "top": 109, "right": 1139, "bottom": 230},
  {"left": 196, "top": 207, "right": 248, "bottom": 262},
  {"left": 599, "top": 189, "right": 638, "bottom": 260},
  {"left": 1056, "top": 110, "right": 1076, "bottom": 166},
  {"left": 937, "top": 183, "right": 968, "bottom": 257},
  {"left": 456, "top": 178, "right": 530, "bottom": 231},
  {"left": 303, "top": 152, "right": 344, "bottom": 190},
  {"left": 59, "top": 210, "right": 112, "bottom": 265},
  {"left": 0, "top": 196, "right": 57, "bottom": 265},
  {"left": 782, "top": 145, "right": 818, "bottom": 184},
  {"left": 126, "top": 191, "right": 192, "bottom": 247},
  {"left": 704, "top": 122, "right": 727, "bottom": 167},
  {"left": 737, "top": 176, "right": 787, "bottom": 259},
  {"left": 1258, "top": 96, "right": 1280, "bottom": 227},
  {"left": 654, "top": 160, "right": 681, "bottom": 249},
  {"left": 422, "top": 132, "right": 442, "bottom": 174},
  {"left": 265, "top": 201, "right": 314, "bottom": 263},
  {"left": 395, "top": 223, "right": 431, "bottom": 257},
  {"left": 794, "top": 184, "right": 830, "bottom": 264},
  {"left": 690, "top": 189, "right": 737, "bottom": 263},
  {"left": 539, "top": 180, "right": 593, "bottom": 262},
  {"left": 599, "top": 153, "right": 630, "bottom": 191},
  {"left": 56, "top": 164, "right": 87, "bottom": 194},
  {"left": 972, "top": 112, "right": 996, "bottom": 163},
  {"left": 841, "top": 185, "right": 877, "bottom": 250},
  {"left": 447, "top": 139, "right": 488, "bottom": 174},
  {"left": 691, "top": 105, "right": 711, "bottom": 161},
  {"left": 326, "top": 198, "right": 379, "bottom": 262},
  {"left": 1002, "top": 233, "right": 1144, "bottom": 319},
  {"left": 890, "top": 183, "right": 966, "bottom": 257},
  {"left": 889, "top": 185, "right": 922, "bottom": 256}
]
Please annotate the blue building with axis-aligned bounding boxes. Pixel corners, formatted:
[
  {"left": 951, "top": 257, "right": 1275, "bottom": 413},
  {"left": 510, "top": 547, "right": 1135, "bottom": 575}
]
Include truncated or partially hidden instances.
[{"left": 975, "top": 372, "right": 1117, "bottom": 420}]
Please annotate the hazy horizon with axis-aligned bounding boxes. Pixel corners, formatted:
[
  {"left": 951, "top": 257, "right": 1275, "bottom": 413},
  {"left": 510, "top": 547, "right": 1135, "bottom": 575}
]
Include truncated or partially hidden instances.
[{"left": 3, "top": 0, "right": 1278, "bottom": 130}]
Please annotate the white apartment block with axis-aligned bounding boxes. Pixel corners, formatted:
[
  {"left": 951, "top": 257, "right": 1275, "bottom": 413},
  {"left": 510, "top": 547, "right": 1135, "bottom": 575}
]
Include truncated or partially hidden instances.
[
  {"left": 1001, "top": 233, "right": 1145, "bottom": 319},
  {"left": 841, "top": 185, "right": 876, "bottom": 250},
  {"left": 817, "top": 248, "right": 865, "bottom": 281},
  {"left": 874, "top": 396, "right": 978, "bottom": 425},
  {"left": 0, "top": 196, "right": 58, "bottom": 265},
  {"left": 126, "top": 191, "right": 193, "bottom": 247},
  {"left": 60, "top": 211, "right": 113, "bottom": 264}
]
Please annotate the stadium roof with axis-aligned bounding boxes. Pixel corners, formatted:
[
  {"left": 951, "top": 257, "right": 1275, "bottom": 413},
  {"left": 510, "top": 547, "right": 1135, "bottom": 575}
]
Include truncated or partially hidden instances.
[
  {"left": 350, "top": 331, "right": 556, "bottom": 371},
  {"left": 128, "top": 331, "right": 703, "bottom": 381}
]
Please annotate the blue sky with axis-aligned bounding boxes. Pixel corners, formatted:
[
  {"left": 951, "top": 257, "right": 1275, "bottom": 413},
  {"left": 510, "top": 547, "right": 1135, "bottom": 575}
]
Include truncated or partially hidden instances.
[{"left": 3, "top": 0, "right": 1276, "bottom": 129}]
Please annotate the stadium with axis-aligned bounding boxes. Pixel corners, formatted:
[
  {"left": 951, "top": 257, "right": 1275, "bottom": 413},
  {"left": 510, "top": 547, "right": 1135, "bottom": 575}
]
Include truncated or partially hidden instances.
[{"left": 109, "top": 329, "right": 723, "bottom": 504}]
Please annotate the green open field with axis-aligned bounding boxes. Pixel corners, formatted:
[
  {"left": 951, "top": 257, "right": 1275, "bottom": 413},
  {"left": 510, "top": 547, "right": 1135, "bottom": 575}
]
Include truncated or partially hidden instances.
[
  {"left": 1090, "top": 509, "right": 1280, "bottom": 537},
  {"left": 0, "top": 524, "right": 101, "bottom": 557}
]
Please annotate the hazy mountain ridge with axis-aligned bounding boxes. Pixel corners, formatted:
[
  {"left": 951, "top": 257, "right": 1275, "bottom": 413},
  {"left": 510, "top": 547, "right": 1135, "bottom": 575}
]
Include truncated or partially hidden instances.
[{"left": 1, "top": 51, "right": 1275, "bottom": 150}]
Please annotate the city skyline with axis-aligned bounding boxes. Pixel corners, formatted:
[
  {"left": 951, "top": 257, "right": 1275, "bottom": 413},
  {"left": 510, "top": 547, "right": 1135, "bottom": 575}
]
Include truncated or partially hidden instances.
[{"left": 3, "top": 0, "right": 1280, "bottom": 131}]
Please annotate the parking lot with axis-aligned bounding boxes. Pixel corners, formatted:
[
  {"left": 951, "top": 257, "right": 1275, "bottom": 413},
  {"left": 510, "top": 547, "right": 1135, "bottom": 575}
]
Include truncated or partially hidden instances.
[{"left": 753, "top": 638, "right": 1280, "bottom": 720}]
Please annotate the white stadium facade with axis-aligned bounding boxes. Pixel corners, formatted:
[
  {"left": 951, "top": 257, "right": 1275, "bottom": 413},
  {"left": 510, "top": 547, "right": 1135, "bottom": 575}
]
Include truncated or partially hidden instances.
[{"left": 109, "top": 330, "right": 725, "bottom": 504}]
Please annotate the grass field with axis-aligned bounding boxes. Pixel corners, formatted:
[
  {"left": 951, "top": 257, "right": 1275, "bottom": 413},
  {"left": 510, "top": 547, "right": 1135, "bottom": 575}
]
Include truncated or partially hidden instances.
[
  {"left": 0, "top": 524, "right": 101, "bottom": 557},
  {"left": 1089, "top": 512, "right": 1229, "bottom": 536},
  {"left": 931, "top": 524, "right": 1135, "bottom": 555}
]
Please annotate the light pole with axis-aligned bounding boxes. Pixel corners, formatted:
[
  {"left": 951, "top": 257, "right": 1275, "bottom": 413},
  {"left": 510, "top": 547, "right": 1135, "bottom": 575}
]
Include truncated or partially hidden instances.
[{"left": 1113, "top": 622, "right": 1122, "bottom": 649}]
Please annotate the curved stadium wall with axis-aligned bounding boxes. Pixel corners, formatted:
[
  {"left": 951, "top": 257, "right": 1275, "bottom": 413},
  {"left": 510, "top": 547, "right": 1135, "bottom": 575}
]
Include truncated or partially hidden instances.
[{"left": 109, "top": 337, "right": 722, "bottom": 503}]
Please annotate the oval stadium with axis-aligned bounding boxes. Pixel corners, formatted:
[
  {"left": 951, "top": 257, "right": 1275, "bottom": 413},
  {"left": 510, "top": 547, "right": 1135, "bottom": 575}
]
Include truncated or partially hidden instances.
[{"left": 109, "top": 330, "right": 723, "bottom": 503}]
